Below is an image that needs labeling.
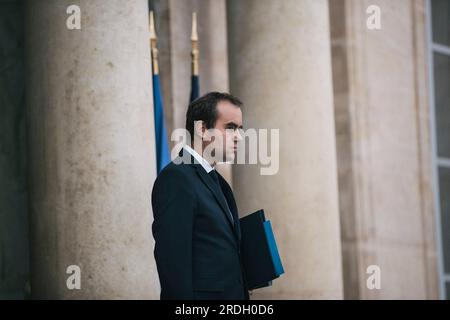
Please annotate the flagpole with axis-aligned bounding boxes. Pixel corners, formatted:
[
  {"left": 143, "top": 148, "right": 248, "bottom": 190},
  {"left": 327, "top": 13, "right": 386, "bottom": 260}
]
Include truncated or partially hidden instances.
[
  {"left": 149, "top": 10, "right": 159, "bottom": 75},
  {"left": 149, "top": 10, "right": 170, "bottom": 173},
  {"left": 191, "top": 12, "right": 199, "bottom": 77},
  {"left": 190, "top": 12, "right": 200, "bottom": 103}
]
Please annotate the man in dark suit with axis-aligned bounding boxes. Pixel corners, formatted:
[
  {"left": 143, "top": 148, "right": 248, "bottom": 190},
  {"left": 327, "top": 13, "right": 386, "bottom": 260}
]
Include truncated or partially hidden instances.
[{"left": 151, "top": 92, "right": 249, "bottom": 300}]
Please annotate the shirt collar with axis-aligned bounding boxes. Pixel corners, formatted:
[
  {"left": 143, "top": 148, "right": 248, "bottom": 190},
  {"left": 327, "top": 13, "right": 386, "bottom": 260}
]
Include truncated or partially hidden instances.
[{"left": 182, "top": 145, "right": 215, "bottom": 173}]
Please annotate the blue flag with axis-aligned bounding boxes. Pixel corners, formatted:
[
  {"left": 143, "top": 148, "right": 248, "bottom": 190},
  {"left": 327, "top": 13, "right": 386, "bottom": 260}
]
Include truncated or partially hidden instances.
[
  {"left": 153, "top": 74, "right": 171, "bottom": 174},
  {"left": 190, "top": 74, "right": 199, "bottom": 102}
]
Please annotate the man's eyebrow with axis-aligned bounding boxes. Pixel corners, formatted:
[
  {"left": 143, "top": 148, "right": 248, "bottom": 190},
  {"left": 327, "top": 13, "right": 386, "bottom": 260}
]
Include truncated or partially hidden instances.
[{"left": 225, "top": 122, "right": 244, "bottom": 129}]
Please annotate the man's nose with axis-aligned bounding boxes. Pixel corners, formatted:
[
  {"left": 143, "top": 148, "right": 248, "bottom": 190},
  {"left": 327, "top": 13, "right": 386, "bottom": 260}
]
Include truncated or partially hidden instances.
[{"left": 234, "top": 129, "right": 243, "bottom": 141}]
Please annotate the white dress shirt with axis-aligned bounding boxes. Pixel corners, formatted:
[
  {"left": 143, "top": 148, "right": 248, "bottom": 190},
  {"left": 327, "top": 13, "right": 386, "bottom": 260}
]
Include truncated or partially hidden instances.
[{"left": 183, "top": 144, "right": 215, "bottom": 173}]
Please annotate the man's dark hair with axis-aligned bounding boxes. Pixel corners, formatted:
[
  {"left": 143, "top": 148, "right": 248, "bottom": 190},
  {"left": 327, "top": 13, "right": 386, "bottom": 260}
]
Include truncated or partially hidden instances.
[{"left": 185, "top": 92, "right": 243, "bottom": 140}]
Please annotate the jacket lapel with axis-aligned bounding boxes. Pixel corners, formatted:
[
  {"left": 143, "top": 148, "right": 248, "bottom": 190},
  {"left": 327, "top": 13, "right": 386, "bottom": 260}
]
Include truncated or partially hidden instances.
[
  {"left": 177, "top": 148, "right": 240, "bottom": 244},
  {"left": 195, "top": 165, "right": 235, "bottom": 230}
]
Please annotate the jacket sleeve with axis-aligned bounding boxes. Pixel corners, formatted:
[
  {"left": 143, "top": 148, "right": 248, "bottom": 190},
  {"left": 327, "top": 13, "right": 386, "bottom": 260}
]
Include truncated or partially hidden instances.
[{"left": 151, "top": 168, "right": 196, "bottom": 299}]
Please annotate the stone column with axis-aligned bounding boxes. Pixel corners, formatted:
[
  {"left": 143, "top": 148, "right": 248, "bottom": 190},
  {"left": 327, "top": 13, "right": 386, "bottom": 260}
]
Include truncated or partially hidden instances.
[
  {"left": 25, "top": 0, "right": 159, "bottom": 298},
  {"left": 329, "top": 0, "right": 439, "bottom": 299},
  {"left": 228, "top": 0, "right": 343, "bottom": 299}
]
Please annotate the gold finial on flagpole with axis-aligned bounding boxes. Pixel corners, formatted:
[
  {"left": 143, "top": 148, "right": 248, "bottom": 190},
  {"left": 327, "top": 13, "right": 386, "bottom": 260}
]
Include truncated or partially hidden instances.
[
  {"left": 191, "top": 12, "right": 199, "bottom": 76},
  {"left": 149, "top": 10, "right": 159, "bottom": 75}
]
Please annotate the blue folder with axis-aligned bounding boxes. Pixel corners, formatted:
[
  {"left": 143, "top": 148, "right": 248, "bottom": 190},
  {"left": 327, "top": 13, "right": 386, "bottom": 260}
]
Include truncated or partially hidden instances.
[{"left": 239, "top": 209, "right": 284, "bottom": 290}]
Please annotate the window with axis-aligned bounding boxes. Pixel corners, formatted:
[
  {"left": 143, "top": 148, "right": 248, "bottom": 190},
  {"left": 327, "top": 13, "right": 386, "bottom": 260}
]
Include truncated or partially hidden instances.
[{"left": 428, "top": 0, "right": 450, "bottom": 300}]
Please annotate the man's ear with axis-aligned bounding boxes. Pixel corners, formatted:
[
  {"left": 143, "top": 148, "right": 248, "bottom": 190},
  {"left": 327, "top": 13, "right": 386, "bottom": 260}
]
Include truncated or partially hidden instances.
[{"left": 193, "top": 120, "right": 206, "bottom": 140}]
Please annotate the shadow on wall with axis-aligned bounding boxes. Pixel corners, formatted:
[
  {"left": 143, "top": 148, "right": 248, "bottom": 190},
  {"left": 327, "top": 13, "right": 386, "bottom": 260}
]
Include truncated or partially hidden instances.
[{"left": 0, "top": 0, "right": 30, "bottom": 299}]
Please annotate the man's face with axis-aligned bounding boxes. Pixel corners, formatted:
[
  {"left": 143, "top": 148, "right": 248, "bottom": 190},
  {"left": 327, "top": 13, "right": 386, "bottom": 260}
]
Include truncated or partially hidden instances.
[{"left": 209, "top": 101, "right": 243, "bottom": 163}]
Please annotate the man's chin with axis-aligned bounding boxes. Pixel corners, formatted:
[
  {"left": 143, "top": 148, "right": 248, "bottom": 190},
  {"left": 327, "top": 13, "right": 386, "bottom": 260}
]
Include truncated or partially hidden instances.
[{"left": 226, "top": 152, "right": 236, "bottom": 163}]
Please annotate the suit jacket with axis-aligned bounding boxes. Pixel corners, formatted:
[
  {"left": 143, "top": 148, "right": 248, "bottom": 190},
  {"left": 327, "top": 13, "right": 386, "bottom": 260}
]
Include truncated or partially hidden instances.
[{"left": 151, "top": 148, "right": 250, "bottom": 300}]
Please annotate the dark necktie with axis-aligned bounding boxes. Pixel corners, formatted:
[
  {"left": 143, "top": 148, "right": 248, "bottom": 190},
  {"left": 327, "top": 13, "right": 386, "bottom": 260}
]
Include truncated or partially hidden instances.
[{"left": 209, "top": 170, "right": 234, "bottom": 223}]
